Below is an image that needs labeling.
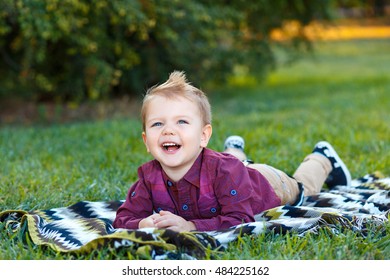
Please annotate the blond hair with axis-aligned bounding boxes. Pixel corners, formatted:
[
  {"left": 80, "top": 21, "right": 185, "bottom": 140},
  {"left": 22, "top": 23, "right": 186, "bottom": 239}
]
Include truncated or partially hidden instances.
[{"left": 141, "top": 71, "right": 212, "bottom": 130}]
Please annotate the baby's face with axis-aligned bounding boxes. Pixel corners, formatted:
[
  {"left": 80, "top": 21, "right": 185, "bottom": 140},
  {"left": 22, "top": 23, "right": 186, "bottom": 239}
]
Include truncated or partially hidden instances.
[{"left": 142, "top": 95, "right": 211, "bottom": 177}]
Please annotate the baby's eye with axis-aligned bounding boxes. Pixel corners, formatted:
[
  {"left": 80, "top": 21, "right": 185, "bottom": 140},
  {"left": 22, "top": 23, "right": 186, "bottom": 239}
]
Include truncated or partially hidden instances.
[
  {"left": 151, "top": 122, "right": 162, "bottom": 127},
  {"left": 178, "top": 120, "right": 188, "bottom": 124}
]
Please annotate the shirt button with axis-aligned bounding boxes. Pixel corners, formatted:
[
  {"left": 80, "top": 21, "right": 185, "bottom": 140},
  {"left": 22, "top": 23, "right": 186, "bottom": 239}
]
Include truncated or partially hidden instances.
[
  {"left": 131, "top": 191, "right": 136, "bottom": 197},
  {"left": 167, "top": 180, "right": 173, "bottom": 187},
  {"left": 230, "top": 189, "right": 237, "bottom": 196},
  {"left": 182, "top": 204, "right": 188, "bottom": 211},
  {"left": 210, "top": 207, "right": 217, "bottom": 213}
]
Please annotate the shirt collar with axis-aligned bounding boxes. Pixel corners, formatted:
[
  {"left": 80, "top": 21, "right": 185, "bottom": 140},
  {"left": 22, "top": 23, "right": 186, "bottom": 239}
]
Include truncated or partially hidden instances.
[
  {"left": 182, "top": 149, "right": 203, "bottom": 188},
  {"left": 161, "top": 148, "right": 204, "bottom": 189}
]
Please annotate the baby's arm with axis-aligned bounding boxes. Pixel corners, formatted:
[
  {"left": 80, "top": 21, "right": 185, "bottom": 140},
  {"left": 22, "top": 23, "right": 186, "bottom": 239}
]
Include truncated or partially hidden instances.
[{"left": 113, "top": 179, "right": 154, "bottom": 229}]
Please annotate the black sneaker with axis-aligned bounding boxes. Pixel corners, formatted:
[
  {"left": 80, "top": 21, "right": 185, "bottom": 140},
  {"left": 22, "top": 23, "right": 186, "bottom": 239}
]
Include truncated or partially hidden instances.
[
  {"left": 224, "top": 135, "right": 245, "bottom": 151},
  {"left": 313, "top": 141, "right": 351, "bottom": 188}
]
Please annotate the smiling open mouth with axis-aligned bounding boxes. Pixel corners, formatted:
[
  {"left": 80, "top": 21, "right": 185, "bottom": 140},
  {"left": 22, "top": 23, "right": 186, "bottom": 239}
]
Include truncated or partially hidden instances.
[{"left": 162, "top": 142, "right": 181, "bottom": 152}]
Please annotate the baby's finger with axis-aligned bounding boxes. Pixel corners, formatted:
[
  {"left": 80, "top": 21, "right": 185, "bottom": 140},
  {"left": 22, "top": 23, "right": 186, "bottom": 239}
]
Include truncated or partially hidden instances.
[
  {"left": 159, "top": 210, "right": 173, "bottom": 216},
  {"left": 155, "top": 217, "right": 176, "bottom": 229}
]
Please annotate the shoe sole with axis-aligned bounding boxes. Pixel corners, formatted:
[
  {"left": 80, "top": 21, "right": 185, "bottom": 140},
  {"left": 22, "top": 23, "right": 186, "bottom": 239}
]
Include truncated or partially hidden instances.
[
  {"left": 224, "top": 135, "right": 245, "bottom": 151},
  {"left": 317, "top": 141, "right": 352, "bottom": 186}
]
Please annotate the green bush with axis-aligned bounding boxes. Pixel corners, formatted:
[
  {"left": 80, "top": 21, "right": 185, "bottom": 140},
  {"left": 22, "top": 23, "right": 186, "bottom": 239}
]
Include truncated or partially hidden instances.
[{"left": 0, "top": 0, "right": 332, "bottom": 102}]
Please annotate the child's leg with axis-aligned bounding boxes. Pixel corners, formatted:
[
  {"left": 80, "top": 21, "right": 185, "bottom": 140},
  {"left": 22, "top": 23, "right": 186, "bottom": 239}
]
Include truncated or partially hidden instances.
[
  {"left": 292, "top": 153, "right": 331, "bottom": 196},
  {"left": 223, "top": 137, "right": 349, "bottom": 205},
  {"left": 247, "top": 153, "right": 330, "bottom": 205},
  {"left": 293, "top": 141, "right": 352, "bottom": 194},
  {"left": 224, "top": 147, "right": 247, "bottom": 161},
  {"left": 224, "top": 135, "right": 302, "bottom": 204},
  {"left": 247, "top": 164, "right": 302, "bottom": 204},
  {"left": 223, "top": 135, "right": 248, "bottom": 161},
  {"left": 249, "top": 142, "right": 350, "bottom": 204}
]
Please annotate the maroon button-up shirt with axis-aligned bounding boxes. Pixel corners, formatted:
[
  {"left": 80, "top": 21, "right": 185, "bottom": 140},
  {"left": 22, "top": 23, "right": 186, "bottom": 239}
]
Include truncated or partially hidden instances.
[{"left": 113, "top": 148, "right": 281, "bottom": 231}]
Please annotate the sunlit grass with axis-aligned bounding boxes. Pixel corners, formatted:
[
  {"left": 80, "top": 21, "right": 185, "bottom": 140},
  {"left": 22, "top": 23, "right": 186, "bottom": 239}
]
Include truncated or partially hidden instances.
[{"left": 271, "top": 20, "right": 390, "bottom": 41}]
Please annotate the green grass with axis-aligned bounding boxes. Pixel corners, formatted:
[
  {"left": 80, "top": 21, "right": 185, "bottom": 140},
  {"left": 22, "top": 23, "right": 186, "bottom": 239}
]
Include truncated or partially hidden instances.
[{"left": 1, "top": 39, "right": 390, "bottom": 260}]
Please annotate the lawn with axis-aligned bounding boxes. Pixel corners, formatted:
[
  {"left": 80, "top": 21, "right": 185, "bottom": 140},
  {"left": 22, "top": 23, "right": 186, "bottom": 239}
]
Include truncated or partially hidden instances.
[{"left": 0, "top": 39, "right": 389, "bottom": 260}]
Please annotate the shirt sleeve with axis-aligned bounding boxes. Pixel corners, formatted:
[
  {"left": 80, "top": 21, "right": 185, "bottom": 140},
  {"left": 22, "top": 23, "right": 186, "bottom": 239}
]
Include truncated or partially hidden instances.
[
  {"left": 113, "top": 170, "right": 154, "bottom": 229},
  {"left": 191, "top": 156, "right": 257, "bottom": 231}
]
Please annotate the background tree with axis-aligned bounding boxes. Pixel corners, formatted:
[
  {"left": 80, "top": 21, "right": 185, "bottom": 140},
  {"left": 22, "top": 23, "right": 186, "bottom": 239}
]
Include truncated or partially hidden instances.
[{"left": 0, "top": 0, "right": 345, "bottom": 103}]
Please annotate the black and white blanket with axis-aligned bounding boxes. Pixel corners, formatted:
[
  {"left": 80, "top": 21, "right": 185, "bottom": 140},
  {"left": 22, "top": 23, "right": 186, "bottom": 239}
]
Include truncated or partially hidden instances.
[{"left": 1, "top": 173, "right": 389, "bottom": 259}]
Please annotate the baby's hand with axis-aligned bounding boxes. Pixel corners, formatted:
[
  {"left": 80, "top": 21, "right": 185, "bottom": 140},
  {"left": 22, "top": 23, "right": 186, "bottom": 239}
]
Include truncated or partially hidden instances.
[
  {"left": 138, "top": 213, "right": 160, "bottom": 229},
  {"left": 153, "top": 210, "right": 196, "bottom": 232}
]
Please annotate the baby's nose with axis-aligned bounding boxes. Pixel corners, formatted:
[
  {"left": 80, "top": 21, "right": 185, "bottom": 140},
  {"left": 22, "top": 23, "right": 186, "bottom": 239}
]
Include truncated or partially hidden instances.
[{"left": 162, "top": 125, "right": 175, "bottom": 135}]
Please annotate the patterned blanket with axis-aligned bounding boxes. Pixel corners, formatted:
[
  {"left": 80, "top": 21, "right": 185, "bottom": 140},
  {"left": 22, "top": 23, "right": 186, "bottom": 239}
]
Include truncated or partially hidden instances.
[{"left": 1, "top": 173, "right": 389, "bottom": 260}]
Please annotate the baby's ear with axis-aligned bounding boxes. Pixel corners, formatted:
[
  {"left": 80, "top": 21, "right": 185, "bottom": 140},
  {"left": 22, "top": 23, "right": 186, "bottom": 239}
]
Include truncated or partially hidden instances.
[
  {"left": 200, "top": 124, "right": 212, "bottom": 147},
  {"left": 142, "top": 132, "right": 150, "bottom": 152}
]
